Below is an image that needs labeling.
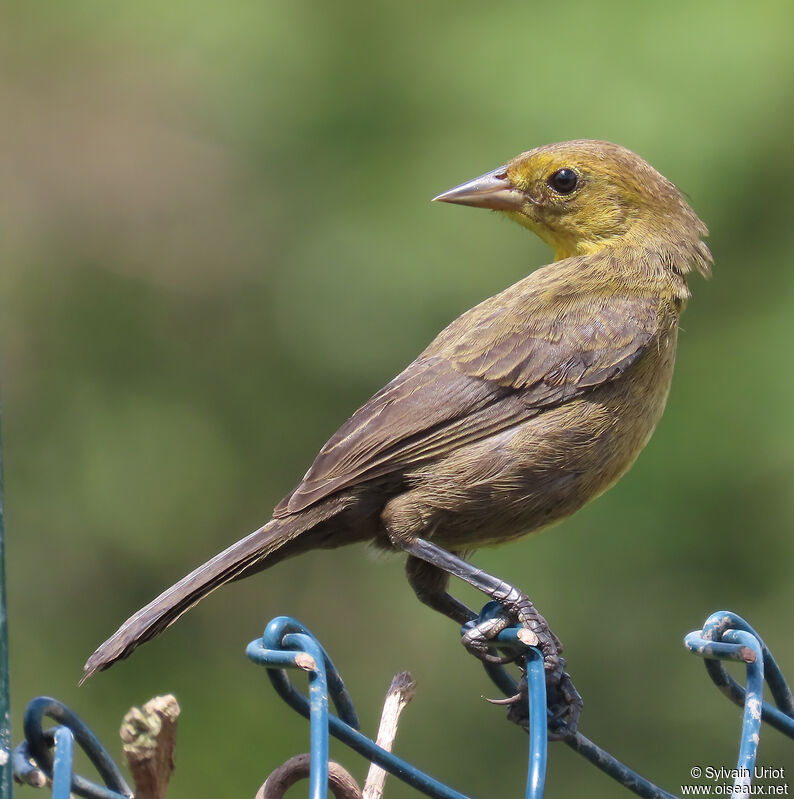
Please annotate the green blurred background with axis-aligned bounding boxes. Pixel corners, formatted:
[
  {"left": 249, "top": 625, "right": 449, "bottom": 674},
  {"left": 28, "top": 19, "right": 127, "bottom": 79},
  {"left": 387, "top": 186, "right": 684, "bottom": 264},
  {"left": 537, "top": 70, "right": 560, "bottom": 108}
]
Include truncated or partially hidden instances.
[{"left": 2, "top": 1, "right": 793, "bottom": 796}]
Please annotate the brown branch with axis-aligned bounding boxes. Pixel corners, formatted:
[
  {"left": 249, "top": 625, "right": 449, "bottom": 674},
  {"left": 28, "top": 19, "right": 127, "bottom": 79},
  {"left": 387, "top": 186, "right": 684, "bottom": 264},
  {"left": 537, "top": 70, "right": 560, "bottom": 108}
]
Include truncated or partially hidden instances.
[
  {"left": 120, "top": 694, "right": 181, "bottom": 799},
  {"left": 256, "top": 754, "right": 362, "bottom": 799}
]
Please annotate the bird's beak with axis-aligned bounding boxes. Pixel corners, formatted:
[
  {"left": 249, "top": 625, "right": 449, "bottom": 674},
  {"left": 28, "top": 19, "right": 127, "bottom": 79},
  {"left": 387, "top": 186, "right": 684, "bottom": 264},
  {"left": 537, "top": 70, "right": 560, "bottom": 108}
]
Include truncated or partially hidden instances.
[{"left": 432, "top": 166, "right": 527, "bottom": 211}]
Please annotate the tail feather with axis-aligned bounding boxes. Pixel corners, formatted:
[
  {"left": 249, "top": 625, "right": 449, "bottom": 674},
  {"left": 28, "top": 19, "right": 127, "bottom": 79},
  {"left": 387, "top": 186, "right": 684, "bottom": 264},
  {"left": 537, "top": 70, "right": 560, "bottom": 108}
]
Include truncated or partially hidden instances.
[{"left": 82, "top": 517, "right": 300, "bottom": 681}]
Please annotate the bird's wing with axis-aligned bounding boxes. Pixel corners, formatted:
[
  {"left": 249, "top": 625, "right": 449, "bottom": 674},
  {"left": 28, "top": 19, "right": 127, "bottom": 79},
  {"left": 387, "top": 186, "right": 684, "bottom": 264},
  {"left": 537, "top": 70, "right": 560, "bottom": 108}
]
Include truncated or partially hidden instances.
[{"left": 275, "top": 263, "right": 666, "bottom": 516}]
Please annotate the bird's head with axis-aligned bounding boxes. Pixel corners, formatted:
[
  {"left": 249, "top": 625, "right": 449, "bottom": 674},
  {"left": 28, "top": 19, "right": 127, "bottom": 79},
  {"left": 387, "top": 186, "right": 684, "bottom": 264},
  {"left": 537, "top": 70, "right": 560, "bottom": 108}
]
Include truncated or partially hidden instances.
[{"left": 434, "top": 139, "right": 711, "bottom": 276}]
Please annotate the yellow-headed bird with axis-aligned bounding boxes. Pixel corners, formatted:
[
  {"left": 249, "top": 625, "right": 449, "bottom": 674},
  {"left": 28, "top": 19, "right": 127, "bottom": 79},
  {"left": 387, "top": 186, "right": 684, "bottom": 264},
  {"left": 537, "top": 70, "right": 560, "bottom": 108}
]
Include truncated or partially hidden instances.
[{"left": 84, "top": 140, "right": 711, "bottom": 687}]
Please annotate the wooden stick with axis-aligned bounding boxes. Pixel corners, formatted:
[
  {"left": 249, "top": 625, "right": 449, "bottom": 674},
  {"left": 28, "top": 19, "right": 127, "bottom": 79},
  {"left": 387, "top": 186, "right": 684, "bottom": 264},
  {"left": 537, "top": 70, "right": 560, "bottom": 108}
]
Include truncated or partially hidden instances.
[
  {"left": 256, "top": 671, "right": 416, "bottom": 799},
  {"left": 120, "top": 694, "right": 181, "bottom": 799},
  {"left": 362, "top": 671, "right": 416, "bottom": 799}
]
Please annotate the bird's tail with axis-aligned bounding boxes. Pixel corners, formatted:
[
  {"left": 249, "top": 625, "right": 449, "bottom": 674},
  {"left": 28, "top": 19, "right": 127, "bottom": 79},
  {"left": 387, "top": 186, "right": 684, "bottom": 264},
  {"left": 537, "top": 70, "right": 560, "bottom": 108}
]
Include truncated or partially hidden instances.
[{"left": 81, "top": 512, "right": 324, "bottom": 681}]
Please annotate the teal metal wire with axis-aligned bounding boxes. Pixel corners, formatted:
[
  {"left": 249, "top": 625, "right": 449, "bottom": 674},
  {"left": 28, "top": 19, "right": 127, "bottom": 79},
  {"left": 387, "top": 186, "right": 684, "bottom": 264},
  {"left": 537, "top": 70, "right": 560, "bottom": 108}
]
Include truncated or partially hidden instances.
[
  {"left": 7, "top": 608, "right": 794, "bottom": 799},
  {"left": 683, "top": 609, "right": 794, "bottom": 798},
  {"left": 14, "top": 697, "right": 132, "bottom": 799},
  {"left": 246, "top": 615, "right": 548, "bottom": 799},
  {"left": 685, "top": 611, "right": 794, "bottom": 737},
  {"left": 0, "top": 417, "right": 11, "bottom": 799},
  {"left": 244, "top": 609, "right": 792, "bottom": 799}
]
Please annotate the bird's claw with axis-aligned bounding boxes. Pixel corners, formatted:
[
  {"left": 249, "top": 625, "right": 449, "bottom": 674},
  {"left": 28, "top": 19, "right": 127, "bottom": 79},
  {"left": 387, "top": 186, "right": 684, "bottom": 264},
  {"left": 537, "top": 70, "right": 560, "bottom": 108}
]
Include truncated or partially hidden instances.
[
  {"left": 504, "top": 658, "right": 582, "bottom": 740},
  {"left": 460, "top": 591, "right": 561, "bottom": 672},
  {"left": 484, "top": 692, "right": 523, "bottom": 706},
  {"left": 460, "top": 593, "right": 581, "bottom": 738},
  {"left": 544, "top": 655, "right": 582, "bottom": 739}
]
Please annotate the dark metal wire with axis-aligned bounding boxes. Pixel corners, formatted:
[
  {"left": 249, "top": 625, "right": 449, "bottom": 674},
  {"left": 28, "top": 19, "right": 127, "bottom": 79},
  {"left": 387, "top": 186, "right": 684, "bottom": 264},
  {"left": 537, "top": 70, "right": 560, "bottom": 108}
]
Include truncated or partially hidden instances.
[
  {"left": 249, "top": 609, "right": 792, "bottom": 799},
  {"left": 13, "top": 697, "right": 132, "bottom": 799},
  {"left": 685, "top": 610, "right": 794, "bottom": 737},
  {"left": 683, "top": 610, "right": 794, "bottom": 797},
  {"left": 248, "top": 614, "right": 547, "bottom": 799},
  {"left": 0, "top": 415, "right": 11, "bottom": 799},
  {"left": 8, "top": 608, "right": 792, "bottom": 799}
]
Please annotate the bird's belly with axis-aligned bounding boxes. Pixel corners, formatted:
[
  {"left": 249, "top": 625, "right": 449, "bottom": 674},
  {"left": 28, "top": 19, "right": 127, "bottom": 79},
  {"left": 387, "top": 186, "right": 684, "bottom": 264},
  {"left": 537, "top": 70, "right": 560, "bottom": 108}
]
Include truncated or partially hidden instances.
[{"left": 386, "top": 332, "right": 677, "bottom": 550}]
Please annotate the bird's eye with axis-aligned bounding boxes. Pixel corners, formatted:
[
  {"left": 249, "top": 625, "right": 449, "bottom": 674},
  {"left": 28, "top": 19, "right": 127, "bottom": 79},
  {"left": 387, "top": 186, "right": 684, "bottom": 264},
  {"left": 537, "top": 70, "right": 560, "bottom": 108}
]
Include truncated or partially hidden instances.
[{"left": 547, "top": 168, "right": 578, "bottom": 195}]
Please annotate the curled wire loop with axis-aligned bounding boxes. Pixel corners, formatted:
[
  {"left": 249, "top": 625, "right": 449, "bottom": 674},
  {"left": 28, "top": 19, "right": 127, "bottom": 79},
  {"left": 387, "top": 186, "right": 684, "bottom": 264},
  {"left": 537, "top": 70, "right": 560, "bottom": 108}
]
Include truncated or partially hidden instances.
[
  {"left": 685, "top": 610, "right": 794, "bottom": 738},
  {"left": 9, "top": 609, "right": 790, "bottom": 799},
  {"left": 12, "top": 696, "right": 132, "bottom": 799},
  {"left": 563, "top": 611, "right": 793, "bottom": 799},
  {"left": 247, "top": 613, "right": 548, "bottom": 799},
  {"left": 684, "top": 611, "right": 794, "bottom": 795},
  {"left": 255, "top": 608, "right": 794, "bottom": 799}
]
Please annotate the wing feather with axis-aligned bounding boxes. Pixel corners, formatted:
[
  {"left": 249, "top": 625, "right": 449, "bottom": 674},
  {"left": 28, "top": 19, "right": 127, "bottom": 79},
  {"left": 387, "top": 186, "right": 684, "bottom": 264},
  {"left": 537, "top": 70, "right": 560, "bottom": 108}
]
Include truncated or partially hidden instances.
[{"left": 275, "top": 256, "right": 668, "bottom": 516}]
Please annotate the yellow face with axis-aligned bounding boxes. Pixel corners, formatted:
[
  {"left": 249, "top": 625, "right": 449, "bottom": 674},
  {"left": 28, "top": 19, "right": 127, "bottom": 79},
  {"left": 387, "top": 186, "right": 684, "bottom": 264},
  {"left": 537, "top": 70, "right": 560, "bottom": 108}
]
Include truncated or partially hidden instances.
[
  {"left": 502, "top": 140, "right": 682, "bottom": 258},
  {"left": 435, "top": 139, "right": 699, "bottom": 262}
]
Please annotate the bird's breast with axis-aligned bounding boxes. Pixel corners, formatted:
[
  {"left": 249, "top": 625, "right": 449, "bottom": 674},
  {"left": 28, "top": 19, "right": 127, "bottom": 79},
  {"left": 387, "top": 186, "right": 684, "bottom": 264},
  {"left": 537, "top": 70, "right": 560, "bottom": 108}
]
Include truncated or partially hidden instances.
[{"left": 400, "top": 323, "right": 679, "bottom": 550}]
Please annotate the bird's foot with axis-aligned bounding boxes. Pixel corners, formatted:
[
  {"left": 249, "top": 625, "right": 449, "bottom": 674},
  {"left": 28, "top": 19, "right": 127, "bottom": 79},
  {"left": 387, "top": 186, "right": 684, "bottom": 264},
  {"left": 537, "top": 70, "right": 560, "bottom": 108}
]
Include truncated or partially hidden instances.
[
  {"left": 460, "top": 591, "right": 561, "bottom": 671},
  {"left": 544, "top": 658, "right": 582, "bottom": 739},
  {"left": 503, "top": 658, "right": 582, "bottom": 740},
  {"left": 461, "top": 612, "right": 514, "bottom": 663}
]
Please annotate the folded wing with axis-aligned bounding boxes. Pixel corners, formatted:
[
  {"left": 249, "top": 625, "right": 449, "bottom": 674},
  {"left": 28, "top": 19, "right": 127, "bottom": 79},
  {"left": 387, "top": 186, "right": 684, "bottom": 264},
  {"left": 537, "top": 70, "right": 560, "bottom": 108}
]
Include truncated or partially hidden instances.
[{"left": 276, "top": 258, "right": 665, "bottom": 516}]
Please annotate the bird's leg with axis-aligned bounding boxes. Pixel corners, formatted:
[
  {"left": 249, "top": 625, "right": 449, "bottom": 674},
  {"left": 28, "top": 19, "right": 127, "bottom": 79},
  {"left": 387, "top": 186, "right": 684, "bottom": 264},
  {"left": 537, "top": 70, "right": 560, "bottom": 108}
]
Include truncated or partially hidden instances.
[
  {"left": 398, "top": 537, "right": 560, "bottom": 671},
  {"left": 405, "top": 555, "right": 478, "bottom": 626},
  {"left": 400, "top": 537, "right": 581, "bottom": 736},
  {"left": 406, "top": 558, "right": 533, "bottom": 674}
]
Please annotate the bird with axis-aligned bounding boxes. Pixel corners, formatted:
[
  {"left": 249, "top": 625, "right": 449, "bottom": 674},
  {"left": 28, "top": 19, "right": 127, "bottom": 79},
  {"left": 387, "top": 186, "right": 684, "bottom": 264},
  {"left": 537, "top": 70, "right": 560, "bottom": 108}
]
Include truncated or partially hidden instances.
[{"left": 83, "top": 139, "right": 711, "bottom": 683}]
